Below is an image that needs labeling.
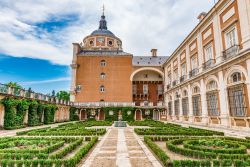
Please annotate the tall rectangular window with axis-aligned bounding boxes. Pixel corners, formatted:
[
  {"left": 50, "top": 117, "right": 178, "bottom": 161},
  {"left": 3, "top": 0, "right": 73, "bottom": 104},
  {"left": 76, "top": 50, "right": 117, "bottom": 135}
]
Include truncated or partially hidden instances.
[
  {"left": 181, "top": 63, "right": 186, "bottom": 76},
  {"left": 228, "top": 85, "right": 247, "bottom": 117},
  {"left": 174, "top": 99, "right": 180, "bottom": 116},
  {"left": 205, "top": 44, "right": 213, "bottom": 61},
  {"left": 143, "top": 84, "right": 148, "bottom": 95},
  {"left": 192, "top": 95, "right": 201, "bottom": 116},
  {"left": 225, "top": 27, "right": 237, "bottom": 49},
  {"left": 168, "top": 101, "right": 172, "bottom": 116},
  {"left": 182, "top": 97, "right": 189, "bottom": 116},
  {"left": 207, "top": 92, "right": 219, "bottom": 116},
  {"left": 157, "top": 84, "right": 163, "bottom": 95},
  {"left": 133, "top": 85, "right": 137, "bottom": 95},
  {"left": 173, "top": 69, "right": 178, "bottom": 81},
  {"left": 191, "top": 55, "right": 198, "bottom": 70}
]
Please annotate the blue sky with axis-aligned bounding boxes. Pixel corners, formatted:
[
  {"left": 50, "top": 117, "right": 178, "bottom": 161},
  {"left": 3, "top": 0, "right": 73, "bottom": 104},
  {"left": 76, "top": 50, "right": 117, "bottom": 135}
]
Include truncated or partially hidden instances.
[{"left": 0, "top": 0, "right": 215, "bottom": 94}]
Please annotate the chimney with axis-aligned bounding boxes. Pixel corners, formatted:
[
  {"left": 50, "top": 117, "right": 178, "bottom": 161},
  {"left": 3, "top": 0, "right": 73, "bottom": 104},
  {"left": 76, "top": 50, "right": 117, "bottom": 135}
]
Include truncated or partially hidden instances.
[
  {"left": 151, "top": 49, "right": 157, "bottom": 57},
  {"left": 197, "top": 12, "right": 207, "bottom": 22}
]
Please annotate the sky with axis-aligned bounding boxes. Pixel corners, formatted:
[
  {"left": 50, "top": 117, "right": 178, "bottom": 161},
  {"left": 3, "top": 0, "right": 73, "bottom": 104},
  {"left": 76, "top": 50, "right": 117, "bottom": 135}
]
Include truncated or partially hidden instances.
[{"left": 0, "top": 0, "right": 215, "bottom": 94}]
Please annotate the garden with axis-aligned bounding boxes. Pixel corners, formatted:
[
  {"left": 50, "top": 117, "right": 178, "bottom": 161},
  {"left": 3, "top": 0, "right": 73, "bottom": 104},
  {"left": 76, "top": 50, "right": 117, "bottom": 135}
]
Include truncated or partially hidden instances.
[
  {"left": 131, "top": 120, "right": 250, "bottom": 167},
  {"left": 0, "top": 120, "right": 111, "bottom": 167}
]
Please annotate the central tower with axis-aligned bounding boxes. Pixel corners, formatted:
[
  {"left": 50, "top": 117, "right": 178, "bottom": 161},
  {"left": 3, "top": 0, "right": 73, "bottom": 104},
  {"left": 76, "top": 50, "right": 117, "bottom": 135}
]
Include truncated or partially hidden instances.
[{"left": 70, "top": 10, "right": 133, "bottom": 104}]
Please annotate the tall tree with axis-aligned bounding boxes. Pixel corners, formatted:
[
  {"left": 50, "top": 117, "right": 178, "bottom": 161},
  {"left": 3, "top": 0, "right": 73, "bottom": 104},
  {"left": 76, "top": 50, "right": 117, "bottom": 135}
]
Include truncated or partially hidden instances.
[
  {"left": 56, "top": 91, "right": 70, "bottom": 101},
  {"left": 6, "top": 82, "right": 22, "bottom": 89}
]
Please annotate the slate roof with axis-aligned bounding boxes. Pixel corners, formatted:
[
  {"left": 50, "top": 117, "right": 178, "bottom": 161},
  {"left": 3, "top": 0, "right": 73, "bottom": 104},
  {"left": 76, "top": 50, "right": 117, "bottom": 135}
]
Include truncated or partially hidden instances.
[{"left": 132, "top": 56, "right": 169, "bottom": 66}]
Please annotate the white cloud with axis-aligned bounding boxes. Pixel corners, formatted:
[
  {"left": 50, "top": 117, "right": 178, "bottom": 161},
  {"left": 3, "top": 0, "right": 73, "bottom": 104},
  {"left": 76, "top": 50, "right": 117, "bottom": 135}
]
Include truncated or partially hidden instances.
[
  {"left": 20, "top": 77, "right": 71, "bottom": 85},
  {"left": 0, "top": 0, "right": 214, "bottom": 65}
]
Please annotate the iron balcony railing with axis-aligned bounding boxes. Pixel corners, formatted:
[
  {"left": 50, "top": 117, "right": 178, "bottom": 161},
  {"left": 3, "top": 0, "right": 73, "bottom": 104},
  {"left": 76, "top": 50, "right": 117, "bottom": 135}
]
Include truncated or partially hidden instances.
[
  {"left": 202, "top": 59, "right": 215, "bottom": 70},
  {"left": 222, "top": 45, "right": 240, "bottom": 61},
  {"left": 189, "top": 68, "right": 199, "bottom": 78},
  {"left": 0, "top": 83, "right": 71, "bottom": 106},
  {"left": 180, "top": 75, "right": 186, "bottom": 83}
]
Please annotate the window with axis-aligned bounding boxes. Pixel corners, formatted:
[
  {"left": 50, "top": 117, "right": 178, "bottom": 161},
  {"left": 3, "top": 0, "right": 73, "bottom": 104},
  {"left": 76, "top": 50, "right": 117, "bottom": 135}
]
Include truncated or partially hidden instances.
[
  {"left": 205, "top": 44, "right": 213, "bottom": 61},
  {"left": 182, "top": 98, "right": 189, "bottom": 116},
  {"left": 143, "top": 84, "right": 148, "bottom": 95},
  {"left": 100, "top": 85, "right": 105, "bottom": 92},
  {"left": 193, "top": 86, "right": 200, "bottom": 94},
  {"left": 108, "top": 40, "right": 113, "bottom": 46},
  {"left": 192, "top": 95, "right": 201, "bottom": 116},
  {"left": 173, "top": 69, "right": 178, "bottom": 81},
  {"left": 76, "top": 85, "right": 81, "bottom": 92},
  {"left": 225, "top": 27, "right": 237, "bottom": 49},
  {"left": 133, "top": 84, "right": 137, "bottom": 95},
  {"left": 174, "top": 99, "right": 180, "bottom": 116},
  {"left": 207, "top": 81, "right": 217, "bottom": 91},
  {"left": 100, "top": 60, "right": 106, "bottom": 66},
  {"left": 168, "top": 101, "right": 172, "bottom": 116},
  {"left": 100, "top": 73, "right": 106, "bottom": 79},
  {"left": 228, "top": 85, "right": 246, "bottom": 117},
  {"left": 89, "top": 40, "right": 94, "bottom": 45},
  {"left": 181, "top": 63, "right": 186, "bottom": 76},
  {"left": 191, "top": 55, "right": 198, "bottom": 70},
  {"left": 207, "top": 92, "right": 219, "bottom": 116},
  {"left": 157, "top": 84, "right": 163, "bottom": 95},
  {"left": 168, "top": 74, "right": 171, "bottom": 84},
  {"left": 231, "top": 72, "right": 242, "bottom": 83},
  {"left": 144, "top": 74, "right": 148, "bottom": 78}
]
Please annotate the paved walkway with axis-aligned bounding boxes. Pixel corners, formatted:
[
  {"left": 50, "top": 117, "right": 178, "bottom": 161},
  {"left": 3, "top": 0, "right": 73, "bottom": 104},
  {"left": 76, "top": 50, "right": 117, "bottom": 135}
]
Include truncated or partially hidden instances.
[{"left": 82, "top": 127, "right": 162, "bottom": 167}]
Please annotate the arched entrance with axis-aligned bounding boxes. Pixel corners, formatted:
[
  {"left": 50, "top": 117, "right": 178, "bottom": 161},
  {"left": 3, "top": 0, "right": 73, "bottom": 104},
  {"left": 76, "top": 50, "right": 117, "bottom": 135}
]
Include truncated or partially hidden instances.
[
  {"left": 80, "top": 109, "right": 87, "bottom": 120},
  {"left": 130, "top": 68, "right": 164, "bottom": 107},
  {"left": 98, "top": 109, "right": 105, "bottom": 120},
  {"left": 135, "top": 109, "right": 142, "bottom": 120}
]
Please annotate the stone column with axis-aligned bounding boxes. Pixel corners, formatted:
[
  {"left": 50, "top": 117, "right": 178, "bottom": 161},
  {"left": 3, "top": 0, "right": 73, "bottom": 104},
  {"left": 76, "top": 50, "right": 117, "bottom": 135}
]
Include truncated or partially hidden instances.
[
  {"left": 245, "top": 59, "right": 250, "bottom": 113},
  {"left": 70, "top": 43, "right": 80, "bottom": 102},
  {"left": 218, "top": 71, "right": 230, "bottom": 127},
  {"left": 188, "top": 84, "right": 193, "bottom": 123},
  {"left": 200, "top": 79, "right": 208, "bottom": 125}
]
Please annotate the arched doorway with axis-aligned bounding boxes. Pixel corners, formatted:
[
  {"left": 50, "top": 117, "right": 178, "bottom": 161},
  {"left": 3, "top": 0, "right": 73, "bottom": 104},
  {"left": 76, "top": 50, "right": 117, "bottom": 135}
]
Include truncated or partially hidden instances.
[
  {"left": 130, "top": 68, "right": 164, "bottom": 107},
  {"left": 153, "top": 109, "right": 160, "bottom": 120},
  {"left": 80, "top": 109, "right": 87, "bottom": 120},
  {"left": 135, "top": 109, "right": 142, "bottom": 120},
  {"left": 98, "top": 109, "right": 105, "bottom": 120}
]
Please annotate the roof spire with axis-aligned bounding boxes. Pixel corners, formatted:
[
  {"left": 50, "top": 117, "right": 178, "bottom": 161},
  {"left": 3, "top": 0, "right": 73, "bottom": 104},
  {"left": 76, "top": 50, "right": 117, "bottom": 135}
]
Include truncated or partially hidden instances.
[
  {"left": 99, "top": 4, "right": 107, "bottom": 30},
  {"left": 102, "top": 4, "right": 105, "bottom": 16}
]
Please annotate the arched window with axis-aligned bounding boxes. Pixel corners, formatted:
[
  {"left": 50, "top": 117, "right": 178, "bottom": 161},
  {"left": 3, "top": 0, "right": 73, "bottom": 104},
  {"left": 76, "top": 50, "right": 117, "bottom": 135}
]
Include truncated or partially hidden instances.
[
  {"left": 207, "top": 80, "right": 217, "bottom": 91},
  {"left": 193, "top": 86, "right": 200, "bottom": 94},
  {"left": 230, "top": 72, "right": 242, "bottom": 83},
  {"left": 100, "top": 60, "right": 106, "bottom": 67},
  {"left": 182, "top": 90, "right": 188, "bottom": 97},
  {"left": 100, "top": 85, "right": 105, "bottom": 92},
  {"left": 100, "top": 73, "right": 106, "bottom": 79}
]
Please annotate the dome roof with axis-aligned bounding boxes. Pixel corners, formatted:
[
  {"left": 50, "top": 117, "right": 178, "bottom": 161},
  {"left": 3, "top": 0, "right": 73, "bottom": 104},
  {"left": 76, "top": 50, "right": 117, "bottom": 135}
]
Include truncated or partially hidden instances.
[
  {"left": 91, "top": 29, "right": 115, "bottom": 36},
  {"left": 90, "top": 11, "right": 116, "bottom": 37}
]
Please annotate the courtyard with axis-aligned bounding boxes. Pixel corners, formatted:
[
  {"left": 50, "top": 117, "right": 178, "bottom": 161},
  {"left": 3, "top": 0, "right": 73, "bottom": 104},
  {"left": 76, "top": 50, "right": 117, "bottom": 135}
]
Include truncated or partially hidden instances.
[{"left": 0, "top": 120, "right": 250, "bottom": 167}]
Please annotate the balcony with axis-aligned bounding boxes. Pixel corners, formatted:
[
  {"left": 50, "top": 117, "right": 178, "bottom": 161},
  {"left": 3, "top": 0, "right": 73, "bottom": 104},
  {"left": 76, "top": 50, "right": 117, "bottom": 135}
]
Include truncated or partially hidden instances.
[
  {"left": 202, "top": 59, "right": 215, "bottom": 70},
  {"left": 189, "top": 68, "right": 199, "bottom": 78},
  {"left": 180, "top": 75, "right": 186, "bottom": 83},
  {"left": 223, "top": 45, "right": 240, "bottom": 61}
]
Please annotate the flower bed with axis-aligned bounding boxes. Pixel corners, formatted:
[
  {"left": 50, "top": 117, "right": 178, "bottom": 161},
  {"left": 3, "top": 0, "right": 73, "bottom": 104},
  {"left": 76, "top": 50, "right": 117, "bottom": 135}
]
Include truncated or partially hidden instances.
[
  {"left": 0, "top": 136, "right": 98, "bottom": 167},
  {"left": 128, "top": 120, "right": 180, "bottom": 127},
  {"left": 17, "top": 121, "right": 108, "bottom": 136},
  {"left": 144, "top": 136, "right": 250, "bottom": 167}
]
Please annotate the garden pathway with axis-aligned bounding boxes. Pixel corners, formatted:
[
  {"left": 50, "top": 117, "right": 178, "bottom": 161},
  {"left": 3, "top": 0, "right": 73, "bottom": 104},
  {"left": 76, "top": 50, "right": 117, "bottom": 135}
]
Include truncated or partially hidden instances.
[{"left": 82, "top": 127, "right": 162, "bottom": 167}]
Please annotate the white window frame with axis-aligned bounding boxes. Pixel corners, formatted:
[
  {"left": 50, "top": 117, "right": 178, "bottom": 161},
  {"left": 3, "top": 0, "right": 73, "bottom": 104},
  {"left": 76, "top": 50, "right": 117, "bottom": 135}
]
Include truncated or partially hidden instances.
[
  {"left": 181, "top": 63, "right": 186, "bottom": 76},
  {"left": 143, "top": 84, "right": 148, "bottom": 94},
  {"left": 100, "top": 73, "right": 106, "bottom": 79},
  {"left": 225, "top": 26, "right": 238, "bottom": 49},
  {"left": 173, "top": 69, "right": 178, "bottom": 81},
  {"left": 191, "top": 55, "right": 198, "bottom": 70},
  {"left": 204, "top": 43, "right": 213, "bottom": 61},
  {"left": 100, "top": 85, "right": 105, "bottom": 93},
  {"left": 100, "top": 60, "right": 106, "bottom": 67}
]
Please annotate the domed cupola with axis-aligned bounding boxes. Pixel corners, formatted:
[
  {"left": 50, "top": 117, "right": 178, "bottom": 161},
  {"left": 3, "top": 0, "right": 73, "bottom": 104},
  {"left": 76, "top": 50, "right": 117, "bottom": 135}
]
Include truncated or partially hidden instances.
[{"left": 82, "top": 6, "right": 123, "bottom": 51}]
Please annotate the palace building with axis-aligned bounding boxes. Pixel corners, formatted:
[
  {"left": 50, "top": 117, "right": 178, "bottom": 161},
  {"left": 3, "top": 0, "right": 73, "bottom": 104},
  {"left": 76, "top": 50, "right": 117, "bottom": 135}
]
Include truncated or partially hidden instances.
[
  {"left": 163, "top": 0, "right": 250, "bottom": 130},
  {"left": 70, "top": 10, "right": 168, "bottom": 120},
  {"left": 70, "top": 0, "right": 250, "bottom": 130}
]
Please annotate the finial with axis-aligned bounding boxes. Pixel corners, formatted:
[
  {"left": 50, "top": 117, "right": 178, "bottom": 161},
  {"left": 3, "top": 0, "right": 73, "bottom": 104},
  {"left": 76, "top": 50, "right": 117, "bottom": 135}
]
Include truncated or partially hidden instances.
[{"left": 102, "top": 4, "right": 105, "bottom": 16}]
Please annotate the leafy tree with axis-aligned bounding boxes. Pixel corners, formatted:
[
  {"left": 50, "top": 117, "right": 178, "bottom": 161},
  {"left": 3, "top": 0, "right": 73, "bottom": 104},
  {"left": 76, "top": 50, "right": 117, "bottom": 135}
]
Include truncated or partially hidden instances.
[
  {"left": 56, "top": 91, "right": 70, "bottom": 101},
  {"left": 52, "top": 90, "right": 56, "bottom": 97},
  {"left": 6, "top": 82, "right": 22, "bottom": 89}
]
